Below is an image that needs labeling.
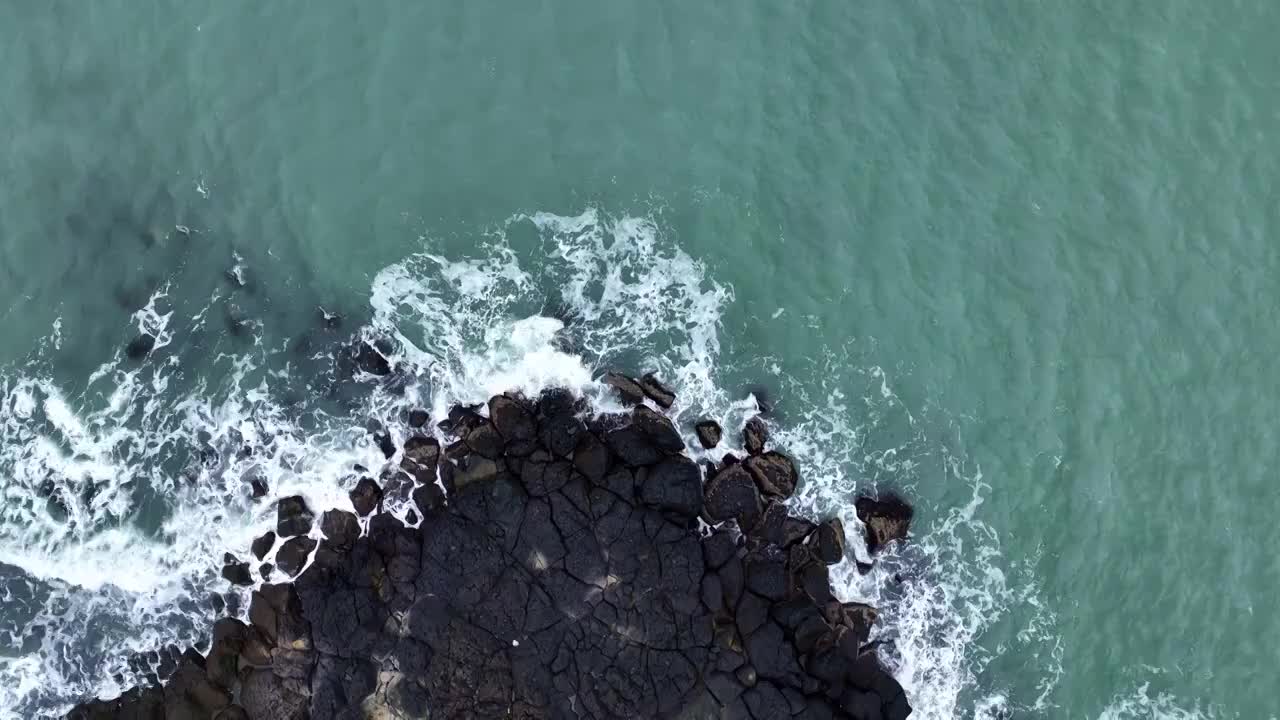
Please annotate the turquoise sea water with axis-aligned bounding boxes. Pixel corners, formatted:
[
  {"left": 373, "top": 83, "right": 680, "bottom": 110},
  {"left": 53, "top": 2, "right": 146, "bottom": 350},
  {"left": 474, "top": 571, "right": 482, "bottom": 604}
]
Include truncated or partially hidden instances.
[{"left": 1, "top": 2, "right": 1276, "bottom": 717}]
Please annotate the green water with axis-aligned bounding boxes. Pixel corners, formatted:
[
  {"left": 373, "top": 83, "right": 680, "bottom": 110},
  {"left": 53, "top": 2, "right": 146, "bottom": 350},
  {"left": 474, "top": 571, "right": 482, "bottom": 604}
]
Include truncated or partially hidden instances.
[{"left": 2, "top": 2, "right": 1276, "bottom": 717}]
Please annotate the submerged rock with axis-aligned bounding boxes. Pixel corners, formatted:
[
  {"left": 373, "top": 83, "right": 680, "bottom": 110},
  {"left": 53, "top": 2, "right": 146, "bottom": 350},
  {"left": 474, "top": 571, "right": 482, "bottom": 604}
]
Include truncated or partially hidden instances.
[
  {"left": 124, "top": 333, "right": 156, "bottom": 360},
  {"left": 74, "top": 384, "right": 914, "bottom": 720}
]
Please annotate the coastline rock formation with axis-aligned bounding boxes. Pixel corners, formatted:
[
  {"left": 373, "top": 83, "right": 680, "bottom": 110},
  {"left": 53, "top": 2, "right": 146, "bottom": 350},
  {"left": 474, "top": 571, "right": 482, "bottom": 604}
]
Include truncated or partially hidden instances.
[{"left": 69, "top": 377, "right": 913, "bottom": 720}]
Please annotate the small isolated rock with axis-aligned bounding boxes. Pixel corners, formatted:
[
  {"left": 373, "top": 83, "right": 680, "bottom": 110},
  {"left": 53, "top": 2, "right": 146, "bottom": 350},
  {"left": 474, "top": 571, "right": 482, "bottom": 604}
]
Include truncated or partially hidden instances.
[
  {"left": 638, "top": 373, "right": 676, "bottom": 409},
  {"left": 855, "top": 494, "right": 914, "bottom": 554},
  {"left": 221, "top": 557, "right": 252, "bottom": 587},
  {"left": 351, "top": 339, "right": 392, "bottom": 376},
  {"left": 368, "top": 423, "right": 396, "bottom": 459},
  {"left": 250, "top": 532, "right": 275, "bottom": 561},
  {"left": 603, "top": 372, "right": 647, "bottom": 406},
  {"left": 274, "top": 536, "right": 316, "bottom": 578},
  {"left": 407, "top": 408, "right": 429, "bottom": 428},
  {"left": 275, "top": 496, "right": 313, "bottom": 537},
  {"left": 125, "top": 333, "right": 157, "bottom": 360},
  {"left": 349, "top": 477, "right": 383, "bottom": 516},
  {"left": 743, "top": 416, "right": 768, "bottom": 455},
  {"left": 814, "top": 518, "right": 846, "bottom": 565},
  {"left": 320, "top": 509, "right": 359, "bottom": 550},
  {"left": 695, "top": 420, "right": 723, "bottom": 449},
  {"left": 258, "top": 563, "right": 273, "bottom": 580}
]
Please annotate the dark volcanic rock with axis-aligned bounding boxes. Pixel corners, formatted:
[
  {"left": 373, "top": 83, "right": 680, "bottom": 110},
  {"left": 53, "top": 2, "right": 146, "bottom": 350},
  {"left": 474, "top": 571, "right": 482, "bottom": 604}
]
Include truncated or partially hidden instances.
[
  {"left": 602, "top": 371, "right": 647, "bottom": 405},
  {"left": 855, "top": 494, "right": 914, "bottom": 554},
  {"left": 348, "top": 476, "right": 383, "bottom": 516},
  {"left": 221, "top": 557, "right": 252, "bottom": 587},
  {"left": 638, "top": 372, "right": 677, "bottom": 408},
  {"left": 743, "top": 416, "right": 769, "bottom": 455},
  {"left": 75, "top": 384, "right": 914, "bottom": 720},
  {"left": 407, "top": 407, "right": 429, "bottom": 428},
  {"left": 704, "top": 464, "right": 763, "bottom": 528},
  {"left": 250, "top": 532, "right": 275, "bottom": 561},
  {"left": 274, "top": 536, "right": 315, "bottom": 578},
  {"left": 695, "top": 419, "right": 723, "bottom": 449},
  {"left": 275, "top": 496, "right": 313, "bottom": 537}
]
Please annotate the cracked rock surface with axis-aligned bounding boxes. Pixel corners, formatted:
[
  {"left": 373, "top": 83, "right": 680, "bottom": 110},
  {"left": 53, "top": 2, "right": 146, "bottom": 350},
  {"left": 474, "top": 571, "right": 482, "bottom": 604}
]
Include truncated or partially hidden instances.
[{"left": 68, "top": 379, "right": 912, "bottom": 720}]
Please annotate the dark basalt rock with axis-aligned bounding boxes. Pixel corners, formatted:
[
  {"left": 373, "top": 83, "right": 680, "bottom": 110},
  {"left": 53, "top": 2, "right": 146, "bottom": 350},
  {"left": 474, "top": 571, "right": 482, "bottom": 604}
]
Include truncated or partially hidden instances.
[
  {"left": 602, "top": 371, "right": 647, "bottom": 405},
  {"left": 74, "top": 385, "right": 914, "bottom": 720},
  {"left": 221, "top": 556, "right": 252, "bottom": 587},
  {"left": 744, "top": 451, "right": 799, "bottom": 499},
  {"left": 348, "top": 476, "right": 382, "bottom": 516},
  {"left": 274, "top": 536, "right": 315, "bottom": 578},
  {"left": 814, "top": 518, "right": 847, "bottom": 565},
  {"left": 250, "top": 532, "right": 275, "bottom": 561},
  {"left": 407, "top": 407, "right": 429, "bottom": 428},
  {"left": 638, "top": 372, "right": 677, "bottom": 408},
  {"left": 275, "top": 496, "right": 313, "bottom": 537},
  {"left": 696, "top": 419, "right": 723, "bottom": 449},
  {"left": 743, "top": 416, "right": 769, "bottom": 455},
  {"left": 855, "top": 494, "right": 914, "bottom": 555}
]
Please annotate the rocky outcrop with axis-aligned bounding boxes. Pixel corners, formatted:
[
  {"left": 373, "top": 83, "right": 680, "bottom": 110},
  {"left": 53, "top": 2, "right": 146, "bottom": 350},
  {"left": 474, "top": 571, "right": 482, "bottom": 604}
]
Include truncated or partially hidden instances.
[{"left": 68, "top": 382, "right": 913, "bottom": 720}]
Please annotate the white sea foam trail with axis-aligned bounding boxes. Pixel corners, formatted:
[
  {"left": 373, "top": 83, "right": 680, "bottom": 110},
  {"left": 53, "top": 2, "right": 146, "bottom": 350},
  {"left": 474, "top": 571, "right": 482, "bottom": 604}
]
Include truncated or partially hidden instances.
[{"left": 1, "top": 208, "right": 1055, "bottom": 718}]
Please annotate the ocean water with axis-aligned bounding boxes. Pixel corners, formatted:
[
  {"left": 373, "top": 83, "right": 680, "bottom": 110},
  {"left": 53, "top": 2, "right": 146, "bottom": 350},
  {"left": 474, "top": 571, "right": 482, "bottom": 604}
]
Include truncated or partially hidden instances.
[{"left": 1, "top": 2, "right": 1276, "bottom": 718}]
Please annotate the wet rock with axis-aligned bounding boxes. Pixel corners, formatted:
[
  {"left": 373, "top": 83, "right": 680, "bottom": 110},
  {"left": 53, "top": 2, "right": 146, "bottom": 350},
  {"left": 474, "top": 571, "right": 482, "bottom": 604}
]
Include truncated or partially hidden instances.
[
  {"left": 703, "top": 464, "right": 763, "bottom": 528},
  {"left": 855, "top": 494, "right": 914, "bottom": 554},
  {"left": 319, "top": 510, "right": 359, "bottom": 551},
  {"left": 258, "top": 563, "right": 273, "bottom": 580},
  {"left": 124, "top": 333, "right": 157, "bottom": 360},
  {"left": 743, "top": 416, "right": 768, "bottom": 455},
  {"left": 370, "top": 427, "right": 395, "bottom": 459},
  {"left": 349, "top": 339, "right": 392, "bottom": 377},
  {"left": 638, "top": 372, "right": 677, "bottom": 409},
  {"left": 603, "top": 371, "right": 647, "bottom": 405},
  {"left": 437, "top": 403, "right": 484, "bottom": 435},
  {"left": 744, "top": 451, "right": 798, "bottom": 498},
  {"left": 275, "top": 496, "right": 313, "bottom": 537},
  {"left": 348, "top": 476, "right": 383, "bottom": 516},
  {"left": 275, "top": 536, "right": 316, "bottom": 578},
  {"left": 221, "top": 557, "right": 252, "bottom": 587},
  {"left": 695, "top": 419, "right": 723, "bottom": 449},
  {"left": 814, "top": 517, "right": 846, "bottom": 565},
  {"left": 407, "top": 408, "right": 429, "bottom": 428},
  {"left": 465, "top": 421, "right": 505, "bottom": 459},
  {"left": 250, "top": 532, "right": 275, "bottom": 561},
  {"left": 412, "top": 481, "right": 445, "bottom": 513},
  {"left": 488, "top": 394, "right": 536, "bottom": 443}
]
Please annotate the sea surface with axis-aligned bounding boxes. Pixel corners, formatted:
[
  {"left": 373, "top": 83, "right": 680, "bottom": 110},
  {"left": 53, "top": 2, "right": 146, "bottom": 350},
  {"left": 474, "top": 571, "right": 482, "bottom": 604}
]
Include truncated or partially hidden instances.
[{"left": 1, "top": 2, "right": 1276, "bottom": 718}]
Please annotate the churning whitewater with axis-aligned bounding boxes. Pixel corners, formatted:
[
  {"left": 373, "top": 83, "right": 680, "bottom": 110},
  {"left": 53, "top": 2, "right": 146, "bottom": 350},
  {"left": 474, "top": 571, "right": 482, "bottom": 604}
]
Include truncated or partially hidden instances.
[{"left": 1, "top": 210, "right": 1055, "bottom": 718}]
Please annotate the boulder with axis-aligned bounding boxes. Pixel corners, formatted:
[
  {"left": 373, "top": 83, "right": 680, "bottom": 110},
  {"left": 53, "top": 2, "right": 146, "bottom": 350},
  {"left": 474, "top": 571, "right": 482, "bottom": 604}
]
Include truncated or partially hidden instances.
[
  {"left": 639, "top": 456, "right": 703, "bottom": 519},
  {"left": 348, "top": 477, "right": 383, "bottom": 516},
  {"left": 703, "top": 464, "right": 763, "bottom": 528},
  {"left": 221, "top": 557, "right": 252, "bottom": 587},
  {"left": 813, "top": 518, "right": 846, "bottom": 565},
  {"left": 743, "top": 417, "right": 768, "bottom": 455},
  {"left": 275, "top": 536, "right": 316, "bottom": 578},
  {"left": 250, "top": 532, "right": 275, "bottom": 561},
  {"left": 695, "top": 420, "right": 723, "bottom": 449},
  {"left": 602, "top": 372, "right": 647, "bottom": 405},
  {"left": 638, "top": 373, "right": 676, "bottom": 409},
  {"left": 854, "top": 494, "right": 914, "bottom": 554},
  {"left": 407, "top": 408, "right": 429, "bottom": 428},
  {"left": 275, "top": 496, "right": 313, "bottom": 537},
  {"left": 743, "top": 452, "right": 798, "bottom": 499},
  {"left": 320, "top": 510, "right": 359, "bottom": 550},
  {"left": 488, "top": 395, "right": 536, "bottom": 443}
]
